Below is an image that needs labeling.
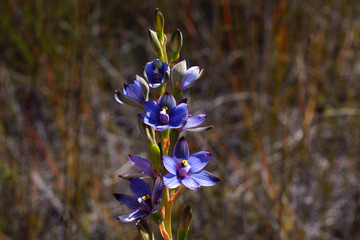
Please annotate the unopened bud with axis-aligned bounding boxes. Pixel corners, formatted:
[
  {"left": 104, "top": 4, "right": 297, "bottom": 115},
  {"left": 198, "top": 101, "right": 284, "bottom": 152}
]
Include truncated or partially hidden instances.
[
  {"left": 148, "top": 142, "right": 162, "bottom": 172},
  {"left": 170, "top": 29, "right": 183, "bottom": 63},
  {"left": 148, "top": 29, "right": 162, "bottom": 59},
  {"left": 154, "top": 8, "right": 164, "bottom": 41},
  {"left": 136, "top": 219, "right": 154, "bottom": 240},
  {"left": 177, "top": 205, "right": 193, "bottom": 240},
  {"left": 180, "top": 205, "right": 192, "bottom": 230}
]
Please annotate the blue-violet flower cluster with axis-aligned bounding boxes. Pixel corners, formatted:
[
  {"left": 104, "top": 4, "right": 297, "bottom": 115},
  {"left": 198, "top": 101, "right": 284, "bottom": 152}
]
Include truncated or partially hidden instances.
[{"left": 112, "top": 9, "right": 220, "bottom": 240}]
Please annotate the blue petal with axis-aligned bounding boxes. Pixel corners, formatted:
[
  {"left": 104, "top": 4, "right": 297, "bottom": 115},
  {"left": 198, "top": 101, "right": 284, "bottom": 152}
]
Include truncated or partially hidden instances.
[
  {"left": 158, "top": 92, "right": 176, "bottom": 110},
  {"left": 181, "top": 66, "right": 200, "bottom": 89},
  {"left": 145, "top": 61, "right": 155, "bottom": 83},
  {"left": 164, "top": 173, "right": 181, "bottom": 189},
  {"left": 151, "top": 176, "right": 164, "bottom": 205},
  {"left": 113, "top": 193, "right": 140, "bottom": 211},
  {"left": 129, "top": 178, "right": 151, "bottom": 199},
  {"left": 128, "top": 155, "right": 154, "bottom": 177},
  {"left": 169, "top": 103, "right": 188, "bottom": 125},
  {"left": 187, "top": 151, "right": 212, "bottom": 173},
  {"left": 168, "top": 120, "right": 186, "bottom": 129},
  {"left": 182, "top": 177, "right": 200, "bottom": 190},
  {"left": 160, "top": 61, "right": 169, "bottom": 74},
  {"left": 124, "top": 82, "right": 144, "bottom": 104},
  {"left": 163, "top": 155, "right": 178, "bottom": 175},
  {"left": 140, "top": 114, "right": 159, "bottom": 129},
  {"left": 172, "top": 137, "right": 189, "bottom": 160},
  {"left": 181, "top": 114, "right": 206, "bottom": 131},
  {"left": 117, "top": 209, "right": 148, "bottom": 223},
  {"left": 189, "top": 170, "right": 221, "bottom": 187},
  {"left": 144, "top": 101, "right": 161, "bottom": 121},
  {"left": 139, "top": 207, "right": 158, "bottom": 221}
]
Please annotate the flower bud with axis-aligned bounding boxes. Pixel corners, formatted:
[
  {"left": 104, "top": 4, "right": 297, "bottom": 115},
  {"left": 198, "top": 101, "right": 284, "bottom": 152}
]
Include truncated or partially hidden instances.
[
  {"left": 148, "top": 29, "right": 162, "bottom": 59},
  {"left": 136, "top": 219, "right": 154, "bottom": 240},
  {"left": 148, "top": 142, "right": 162, "bottom": 172},
  {"left": 154, "top": 8, "right": 164, "bottom": 41},
  {"left": 177, "top": 205, "right": 193, "bottom": 240},
  {"left": 170, "top": 29, "right": 183, "bottom": 63}
]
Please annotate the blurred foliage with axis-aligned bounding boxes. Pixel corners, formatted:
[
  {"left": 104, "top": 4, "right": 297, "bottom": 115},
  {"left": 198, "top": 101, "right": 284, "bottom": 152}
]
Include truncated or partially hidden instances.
[{"left": 1, "top": 0, "right": 360, "bottom": 239}]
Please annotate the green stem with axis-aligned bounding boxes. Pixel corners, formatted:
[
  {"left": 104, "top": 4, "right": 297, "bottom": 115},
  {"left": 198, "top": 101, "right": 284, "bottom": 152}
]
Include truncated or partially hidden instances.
[{"left": 163, "top": 187, "right": 173, "bottom": 240}]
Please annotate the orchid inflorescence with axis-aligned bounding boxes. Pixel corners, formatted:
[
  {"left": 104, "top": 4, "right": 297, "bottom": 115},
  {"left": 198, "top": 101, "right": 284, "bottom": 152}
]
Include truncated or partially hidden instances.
[{"left": 113, "top": 9, "right": 220, "bottom": 240}]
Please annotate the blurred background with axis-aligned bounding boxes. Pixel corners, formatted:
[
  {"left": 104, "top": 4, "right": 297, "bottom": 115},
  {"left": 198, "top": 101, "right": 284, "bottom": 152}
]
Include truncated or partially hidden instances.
[{"left": 1, "top": 0, "right": 360, "bottom": 239}]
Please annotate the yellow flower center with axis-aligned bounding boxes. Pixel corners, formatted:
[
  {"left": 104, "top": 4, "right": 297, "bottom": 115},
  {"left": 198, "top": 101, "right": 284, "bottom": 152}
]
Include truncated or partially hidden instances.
[
  {"left": 162, "top": 106, "right": 168, "bottom": 111},
  {"left": 182, "top": 159, "right": 189, "bottom": 166},
  {"left": 138, "top": 194, "right": 150, "bottom": 203}
]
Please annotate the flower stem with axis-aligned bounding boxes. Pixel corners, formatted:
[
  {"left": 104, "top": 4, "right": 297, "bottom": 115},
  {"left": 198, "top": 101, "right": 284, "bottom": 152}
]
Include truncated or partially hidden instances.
[{"left": 163, "top": 187, "right": 173, "bottom": 240}]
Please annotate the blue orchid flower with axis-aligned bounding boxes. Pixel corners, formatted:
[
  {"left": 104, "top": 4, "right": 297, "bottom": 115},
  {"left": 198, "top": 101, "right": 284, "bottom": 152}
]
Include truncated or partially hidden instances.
[
  {"left": 139, "top": 92, "right": 188, "bottom": 131},
  {"left": 163, "top": 137, "right": 220, "bottom": 190},
  {"left": 145, "top": 59, "right": 169, "bottom": 88},
  {"left": 114, "top": 177, "right": 163, "bottom": 222},
  {"left": 115, "top": 75, "right": 149, "bottom": 108}
]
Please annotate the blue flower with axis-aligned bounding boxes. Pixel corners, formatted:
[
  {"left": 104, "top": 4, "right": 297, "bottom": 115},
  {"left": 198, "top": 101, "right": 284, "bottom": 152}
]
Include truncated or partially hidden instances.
[
  {"left": 171, "top": 60, "right": 203, "bottom": 90},
  {"left": 145, "top": 59, "right": 169, "bottom": 88},
  {"left": 140, "top": 92, "right": 188, "bottom": 131},
  {"left": 163, "top": 137, "right": 220, "bottom": 190},
  {"left": 114, "top": 177, "right": 163, "bottom": 222},
  {"left": 115, "top": 75, "right": 149, "bottom": 108}
]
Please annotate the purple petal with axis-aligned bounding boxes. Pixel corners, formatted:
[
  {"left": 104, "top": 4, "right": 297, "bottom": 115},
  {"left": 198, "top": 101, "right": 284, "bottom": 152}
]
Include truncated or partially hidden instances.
[
  {"left": 124, "top": 82, "right": 144, "bottom": 104},
  {"left": 128, "top": 155, "right": 154, "bottom": 177},
  {"left": 113, "top": 193, "right": 140, "bottom": 211},
  {"left": 163, "top": 155, "right": 178, "bottom": 175},
  {"left": 168, "top": 120, "right": 186, "bottom": 129},
  {"left": 172, "top": 137, "right": 190, "bottom": 160},
  {"left": 164, "top": 174, "right": 181, "bottom": 189},
  {"left": 140, "top": 114, "right": 159, "bottom": 129},
  {"left": 158, "top": 92, "right": 176, "bottom": 110},
  {"left": 190, "top": 170, "right": 221, "bottom": 187},
  {"left": 145, "top": 61, "right": 155, "bottom": 83},
  {"left": 181, "top": 114, "right": 206, "bottom": 131},
  {"left": 160, "top": 61, "right": 169, "bottom": 73},
  {"left": 144, "top": 101, "right": 161, "bottom": 121},
  {"left": 187, "top": 151, "right": 212, "bottom": 173},
  {"left": 181, "top": 177, "right": 200, "bottom": 190},
  {"left": 117, "top": 209, "right": 147, "bottom": 223},
  {"left": 169, "top": 103, "right": 188, "bottom": 125},
  {"left": 181, "top": 66, "right": 200, "bottom": 89},
  {"left": 151, "top": 176, "right": 164, "bottom": 205},
  {"left": 129, "top": 178, "right": 151, "bottom": 199}
]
